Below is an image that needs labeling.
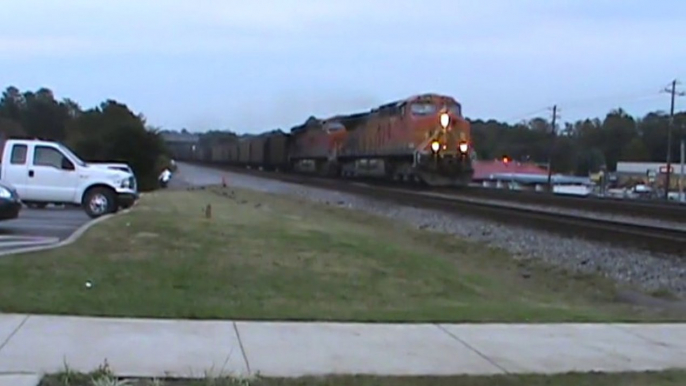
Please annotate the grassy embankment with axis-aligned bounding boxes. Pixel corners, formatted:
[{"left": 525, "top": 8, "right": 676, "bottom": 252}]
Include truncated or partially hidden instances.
[{"left": 0, "top": 185, "right": 683, "bottom": 322}]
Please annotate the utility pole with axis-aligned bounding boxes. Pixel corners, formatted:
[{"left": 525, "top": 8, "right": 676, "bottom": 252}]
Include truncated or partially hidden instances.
[
  {"left": 546, "top": 105, "right": 560, "bottom": 192},
  {"left": 680, "top": 139, "right": 685, "bottom": 202},
  {"left": 663, "top": 80, "right": 685, "bottom": 200}
]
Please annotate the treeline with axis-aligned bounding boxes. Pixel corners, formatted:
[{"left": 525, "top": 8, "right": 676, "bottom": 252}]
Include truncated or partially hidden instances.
[
  {"left": 4, "top": 84, "right": 682, "bottom": 183},
  {"left": 472, "top": 108, "right": 686, "bottom": 175},
  {"left": 0, "top": 86, "right": 169, "bottom": 191}
]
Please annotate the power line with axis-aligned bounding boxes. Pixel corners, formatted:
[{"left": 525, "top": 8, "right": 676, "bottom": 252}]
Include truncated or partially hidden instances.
[
  {"left": 503, "top": 83, "right": 671, "bottom": 123},
  {"left": 557, "top": 88, "right": 663, "bottom": 110},
  {"left": 504, "top": 107, "right": 550, "bottom": 122}
]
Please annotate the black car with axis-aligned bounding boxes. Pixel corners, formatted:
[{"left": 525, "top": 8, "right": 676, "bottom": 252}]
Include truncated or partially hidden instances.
[{"left": 0, "top": 180, "right": 21, "bottom": 221}]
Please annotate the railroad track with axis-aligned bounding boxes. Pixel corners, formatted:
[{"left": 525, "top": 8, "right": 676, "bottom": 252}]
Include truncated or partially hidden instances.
[
  {"left": 201, "top": 163, "right": 686, "bottom": 223},
  {"left": 360, "top": 186, "right": 686, "bottom": 256},
  {"left": 444, "top": 186, "right": 686, "bottom": 223},
  {"left": 192, "top": 163, "right": 686, "bottom": 255}
]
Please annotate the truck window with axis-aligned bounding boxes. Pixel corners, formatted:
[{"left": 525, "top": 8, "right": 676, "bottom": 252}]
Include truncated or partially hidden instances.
[
  {"left": 33, "top": 146, "right": 66, "bottom": 168},
  {"left": 58, "top": 144, "right": 87, "bottom": 167},
  {"left": 10, "top": 144, "right": 28, "bottom": 164}
]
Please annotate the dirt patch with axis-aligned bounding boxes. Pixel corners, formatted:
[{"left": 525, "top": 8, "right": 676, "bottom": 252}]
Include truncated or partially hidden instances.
[
  {"left": 615, "top": 289, "right": 686, "bottom": 313},
  {"left": 135, "top": 232, "right": 159, "bottom": 239}
]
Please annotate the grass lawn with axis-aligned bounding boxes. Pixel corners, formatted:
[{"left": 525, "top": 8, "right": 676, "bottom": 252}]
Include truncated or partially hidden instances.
[
  {"left": 39, "top": 370, "right": 686, "bottom": 386},
  {"left": 0, "top": 185, "right": 684, "bottom": 322}
]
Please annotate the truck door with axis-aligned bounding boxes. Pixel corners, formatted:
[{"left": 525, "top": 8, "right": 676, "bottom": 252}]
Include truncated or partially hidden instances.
[
  {"left": 25, "top": 145, "right": 79, "bottom": 203},
  {"left": 3, "top": 143, "right": 30, "bottom": 198}
]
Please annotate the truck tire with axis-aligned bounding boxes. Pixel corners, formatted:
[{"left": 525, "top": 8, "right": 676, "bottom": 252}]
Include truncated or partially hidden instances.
[{"left": 83, "top": 187, "right": 117, "bottom": 219}]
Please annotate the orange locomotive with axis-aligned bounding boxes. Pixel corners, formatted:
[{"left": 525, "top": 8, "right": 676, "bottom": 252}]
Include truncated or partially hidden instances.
[
  {"left": 195, "top": 93, "right": 476, "bottom": 187},
  {"left": 288, "top": 114, "right": 357, "bottom": 176},
  {"left": 288, "top": 93, "right": 474, "bottom": 186}
]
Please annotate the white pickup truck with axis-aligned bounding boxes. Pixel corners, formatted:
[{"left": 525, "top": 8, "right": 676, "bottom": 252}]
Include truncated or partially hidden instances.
[{"left": 0, "top": 138, "right": 139, "bottom": 218}]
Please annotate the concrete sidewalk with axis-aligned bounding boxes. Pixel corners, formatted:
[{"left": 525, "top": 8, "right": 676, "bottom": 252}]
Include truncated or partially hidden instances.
[{"left": 1, "top": 314, "right": 685, "bottom": 381}]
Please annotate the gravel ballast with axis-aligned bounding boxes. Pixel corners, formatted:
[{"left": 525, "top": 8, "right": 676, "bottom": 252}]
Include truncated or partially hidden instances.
[{"left": 176, "top": 164, "right": 686, "bottom": 298}]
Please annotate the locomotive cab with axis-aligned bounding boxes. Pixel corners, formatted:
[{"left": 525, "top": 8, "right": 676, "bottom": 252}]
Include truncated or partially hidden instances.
[{"left": 402, "top": 96, "right": 474, "bottom": 186}]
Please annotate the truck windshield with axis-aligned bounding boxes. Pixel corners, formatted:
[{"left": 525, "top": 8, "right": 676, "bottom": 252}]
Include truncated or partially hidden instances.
[{"left": 58, "top": 144, "right": 87, "bottom": 167}]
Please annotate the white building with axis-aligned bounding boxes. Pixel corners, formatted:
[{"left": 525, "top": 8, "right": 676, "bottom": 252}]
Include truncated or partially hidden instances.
[
  {"left": 616, "top": 162, "right": 685, "bottom": 178},
  {"left": 616, "top": 162, "right": 686, "bottom": 201}
]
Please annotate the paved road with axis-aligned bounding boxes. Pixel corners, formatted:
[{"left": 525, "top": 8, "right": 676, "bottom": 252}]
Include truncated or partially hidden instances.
[
  {"left": 0, "top": 206, "right": 90, "bottom": 253},
  {"left": 172, "top": 162, "right": 225, "bottom": 187},
  {"left": 0, "top": 164, "right": 209, "bottom": 255}
]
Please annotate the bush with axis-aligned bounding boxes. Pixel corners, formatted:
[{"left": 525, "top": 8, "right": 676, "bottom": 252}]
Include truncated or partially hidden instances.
[{"left": 65, "top": 101, "right": 169, "bottom": 191}]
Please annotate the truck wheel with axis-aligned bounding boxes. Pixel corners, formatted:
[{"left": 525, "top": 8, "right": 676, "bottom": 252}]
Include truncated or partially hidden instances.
[{"left": 83, "top": 187, "right": 116, "bottom": 218}]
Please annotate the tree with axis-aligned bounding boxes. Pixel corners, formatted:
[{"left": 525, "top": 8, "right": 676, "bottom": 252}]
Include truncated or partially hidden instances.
[
  {"left": 620, "top": 137, "right": 650, "bottom": 162},
  {"left": 0, "top": 117, "right": 25, "bottom": 138},
  {"left": 1, "top": 87, "right": 169, "bottom": 190},
  {"left": 599, "top": 108, "right": 638, "bottom": 170},
  {"left": 0, "top": 86, "right": 25, "bottom": 122},
  {"left": 25, "top": 88, "right": 72, "bottom": 140},
  {"left": 550, "top": 136, "right": 577, "bottom": 174},
  {"left": 2, "top": 84, "right": 684, "bottom": 183},
  {"left": 575, "top": 148, "right": 606, "bottom": 175},
  {"left": 66, "top": 100, "right": 169, "bottom": 191}
]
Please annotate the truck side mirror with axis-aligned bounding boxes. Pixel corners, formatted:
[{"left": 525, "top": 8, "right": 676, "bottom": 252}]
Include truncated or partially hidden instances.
[{"left": 61, "top": 157, "right": 75, "bottom": 171}]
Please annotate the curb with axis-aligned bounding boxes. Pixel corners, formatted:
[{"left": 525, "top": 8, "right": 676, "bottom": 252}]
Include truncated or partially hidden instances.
[
  {"left": 0, "top": 373, "right": 41, "bottom": 386},
  {"left": 0, "top": 208, "right": 131, "bottom": 258}
]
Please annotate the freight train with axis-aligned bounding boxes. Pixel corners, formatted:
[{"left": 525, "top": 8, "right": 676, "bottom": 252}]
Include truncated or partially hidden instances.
[{"left": 185, "top": 93, "right": 476, "bottom": 186}]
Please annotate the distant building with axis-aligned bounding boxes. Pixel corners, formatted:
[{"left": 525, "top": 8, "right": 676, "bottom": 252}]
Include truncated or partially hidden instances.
[
  {"left": 472, "top": 159, "right": 548, "bottom": 181},
  {"left": 616, "top": 161, "right": 685, "bottom": 177},
  {"left": 473, "top": 159, "right": 594, "bottom": 195},
  {"left": 616, "top": 161, "right": 685, "bottom": 190}
]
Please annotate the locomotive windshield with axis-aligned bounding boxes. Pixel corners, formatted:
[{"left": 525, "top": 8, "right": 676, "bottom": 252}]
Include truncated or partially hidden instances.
[
  {"left": 410, "top": 101, "right": 461, "bottom": 117},
  {"left": 324, "top": 123, "right": 345, "bottom": 133},
  {"left": 448, "top": 103, "right": 462, "bottom": 117},
  {"left": 410, "top": 103, "right": 437, "bottom": 116}
]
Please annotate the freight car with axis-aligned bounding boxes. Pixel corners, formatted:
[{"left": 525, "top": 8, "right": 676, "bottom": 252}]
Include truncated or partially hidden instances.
[
  {"left": 238, "top": 137, "right": 251, "bottom": 165},
  {"left": 263, "top": 130, "right": 290, "bottom": 171},
  {"left": 196, "top": 92, "right": 475, "bottom": 187},
  {"left": 248, "top": 134, "right": 267, "bottom": 168}
]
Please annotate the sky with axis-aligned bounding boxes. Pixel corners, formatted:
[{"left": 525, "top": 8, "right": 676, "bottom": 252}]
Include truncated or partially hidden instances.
[{"left": 1, "top": 0, "right": 685, "bottom": 134}]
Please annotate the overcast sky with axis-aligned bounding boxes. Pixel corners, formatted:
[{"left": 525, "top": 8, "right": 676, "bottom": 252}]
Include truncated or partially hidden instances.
[{"left": 1, "top": 0, "right": 684, "bottom": 133}]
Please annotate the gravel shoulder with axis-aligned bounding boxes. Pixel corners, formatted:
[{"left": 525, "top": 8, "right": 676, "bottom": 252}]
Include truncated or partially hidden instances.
[{"left": 181, "top": 164, "right": 686, "bottom": 303}]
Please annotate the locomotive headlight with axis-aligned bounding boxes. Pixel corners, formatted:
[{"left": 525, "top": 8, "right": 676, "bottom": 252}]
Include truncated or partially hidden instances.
[
  {"left": 459, "top": 142, "right": 469, "bottom": 153},
  {"left": 431, "top": 140, "right": 440, "bottom": 153},
  {"left": 440, "top": 113, "right": 450, "bottom": 128}
]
